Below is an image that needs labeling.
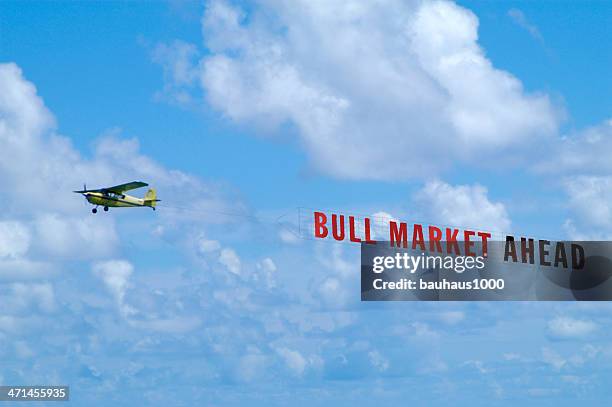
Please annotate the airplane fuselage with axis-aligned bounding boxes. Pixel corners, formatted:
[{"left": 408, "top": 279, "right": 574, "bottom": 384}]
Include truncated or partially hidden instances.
[{"left": 84, "top": 192, "right": 148, "bottom": 208}]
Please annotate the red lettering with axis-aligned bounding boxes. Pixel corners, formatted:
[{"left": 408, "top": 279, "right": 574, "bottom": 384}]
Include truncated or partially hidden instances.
[
  {"left": 446, "top": 228, "right": 460, "bottom": 255},
  {"left": 412, "top": 224, "right": 425, "bottom": 250},
  {"left": 429, "top": 226, "right": 442, "bottom": 253},
  {"left": 478, "top": 231, "right": 491, "bottom": 257},
  {"left": 331, "top": 214, "right": 345, "bottom": 241},
  {"left": 364, "top": 218, "right": 376, "bottom": 244},
  {"left": 349, "top": 216, "right": 361, "bottom": 243},
  {"left": 464, "top": 230, "right": 475, "bottom": 257},
  {"left": 314, "top": 211, "right": 328, "bottom": 238},
  {"left": 390, "top": 221, "right": 408, "bottom": 248}
]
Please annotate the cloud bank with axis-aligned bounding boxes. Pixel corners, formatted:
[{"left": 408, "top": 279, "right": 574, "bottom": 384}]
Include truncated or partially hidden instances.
[{"left": 155, "top": 0, "right": 560, "bottom": 180}]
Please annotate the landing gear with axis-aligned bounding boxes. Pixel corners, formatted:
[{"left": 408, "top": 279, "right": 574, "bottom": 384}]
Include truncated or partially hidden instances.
[
  {"left": 92, "top": 208, "right": 98, "bottom": 214},
  {"left": 103, "top": 206, "right": 109, "bottom": 212}
]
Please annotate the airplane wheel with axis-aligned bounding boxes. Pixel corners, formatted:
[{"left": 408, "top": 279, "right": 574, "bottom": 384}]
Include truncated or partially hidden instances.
[
  {"left": 92, "top": 208, "right": 97, "bottom": 214},
  {"left": 104, "top": 206, "right": 109, "bottom": 212}
]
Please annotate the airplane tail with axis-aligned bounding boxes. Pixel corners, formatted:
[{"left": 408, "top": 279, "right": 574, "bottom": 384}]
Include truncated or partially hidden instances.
[{"left": 144, "top": 189, "right": 160, "bottom": 209}]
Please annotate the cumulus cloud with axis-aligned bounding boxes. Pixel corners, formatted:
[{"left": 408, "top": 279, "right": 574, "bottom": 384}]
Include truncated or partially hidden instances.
[
  {"left": 34, "top": 214, "right": 118, "bottom": 258},
  {"left": 278, "top": 227, "right": 300, "bottom": 244},
  {"left": 237, "top": 347, "right": 268, "bottom": 382},
  {"left": 0, "top": 63, "right": 123, "bottom": 269},
  {"left": 128, "top": 316, "right": 202, "bottom": 334},
  {"left": 318, "top": 277, "right": 345, "bottom": 307},
  {"left": 219, "top": 248, "right": 241, "bottom": 275},
  {"left": 538, "top": 119, "right": 612, "bottom": 176},
  {"left": 0, "top": 61, "right": 247, "bottom": 279},
  {"left": 313, "top": 244, "right": 359, "bottom": 308},
  {"left": 256, "top": 257, "right": 277, "bottom": 288},
  {"left": 0, "top": 60, "right": 397, "bottom": 397},
  {"left": 198, "top": 237, "right": 222, "bottom": 253},
  {"left": 0, "top": 221, "right": 30, "bottom": 259},
  {"left": 9, "top": 283, "right": 55, "bottom": 313},
  {"left": 548, "top": 317, "right": 597, "bottom": 339},
  {"left": 276, "top": 347, "right": 307, "bottom": 376},
  {"left": 154, "top": 0, "right": 559, "bottom": 180},
  {"left": 0, "top": 62, "right": 239, "bottom": 220},
  {"left": 368, "top": 349, "right": 390, "bottom": 372},
  {"left": 317, "top": 245, "right": 355, "bottom": 279},
  {"left": 562, "top": 176, "right": 612, "bottom": 239},
  {"left": 0, "top": 63, "right": 54, "bottom": 144},
  {"left": 542, "top": 347, "right": 566, "bottom": 370},
  {"left": 415, "top": 179, "right": 511, "bottom": 232},
  {"left": 541, "top": 344, "right": 601, "bottom": 372},
  {"left": 534, "top": 119, "right": 612, "bottom": 238},
  {"left": 92, "top": 260, "right": 135, "bottom": 316},
  {"left": 152, "top": 40, "right": 200, "bottom": 104},
  {"left": 437, "top": 310, "right": 465, "bottom": 325}
]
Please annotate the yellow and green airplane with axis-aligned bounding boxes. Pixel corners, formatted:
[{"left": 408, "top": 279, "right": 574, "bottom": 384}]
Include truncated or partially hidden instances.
[{"left": 74, "top": 181, "right": 160, "bottom": 213}]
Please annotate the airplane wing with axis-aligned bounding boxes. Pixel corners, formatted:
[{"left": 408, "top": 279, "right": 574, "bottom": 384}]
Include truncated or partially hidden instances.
[
  {"left": 73, "top": 181, "right": 148, "bottom": 194},
  {"left": 103, "top": 181, "right": 149, "bottom": 194}
]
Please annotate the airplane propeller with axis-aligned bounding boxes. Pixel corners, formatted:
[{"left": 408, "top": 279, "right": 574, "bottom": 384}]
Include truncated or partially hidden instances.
[{"left": 73, "top": 183, "right": 89, "bottom": 194}]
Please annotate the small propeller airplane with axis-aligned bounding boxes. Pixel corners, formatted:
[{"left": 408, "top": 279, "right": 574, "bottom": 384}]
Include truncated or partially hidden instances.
[{"left": 74, "top": 181, "right": 160, "bottom": 213}]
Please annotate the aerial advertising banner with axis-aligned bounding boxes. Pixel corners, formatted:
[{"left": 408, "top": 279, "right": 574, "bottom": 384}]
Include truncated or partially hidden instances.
[{"left": 303, "top": 210, "right": 612, "bottom": 301}]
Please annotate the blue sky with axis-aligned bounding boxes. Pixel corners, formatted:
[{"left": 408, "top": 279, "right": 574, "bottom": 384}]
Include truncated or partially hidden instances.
[{"left": 1, "top": 1, "right": 612, "bottom": 406}]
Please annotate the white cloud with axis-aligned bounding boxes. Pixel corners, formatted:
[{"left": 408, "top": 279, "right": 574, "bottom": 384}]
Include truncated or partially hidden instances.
[
  {"left": 219, "top": 248, "right": 241, "bottom": 275},
  {"left": 541, "top": 344, "right": 600, "bottom": 372},
  {"left": 259, "top": 257, "right": 276, "bottom": 273},
  {"left": 0, "top": 61, "right": 245, "bottom": 290},
  {"left": 542, "top": 347, "right": 566, "bottom": 370},
  {"left": 128, "top": 316, "right": 202, "bottom": 334},
  {"left": 538, "top": 119, "right": 612, "bottom": 175},
  {"left": 256, "top": 257, "right": 277, "bottom": 288},
  {"left": 0, "top": 62, "right": 234, "bottom": 222},
  {"left": 237, "top": 348, "right": 267, "bottom": 382},
  {"left": 415, "top": 179, "right": 511, "bottom": 232},
  {"left": 438, "top": 310, "right": 465, "bottom": 325},
  {"left": 92, "top": 260, "right": 135, "bottom": 316},
  {"left": 503, "top": 352, "right": 522, "bottom": 361},
  {"left": 278, "top": 228, "right": 300, "bottom": 244},
  {"left": 318, "top": 277, "right": 348, "bottom": 307},
  {"left": 562, "top": 176, "right": 612, "bottom": 239},
  {"left": 561, "top": 375, "right": 588, "bottom": 385},
  {"left": 276, "top": 347, "right": 307, "bottom": 376},
  {"left": 10, "top": 283, "right": 55, "bottom": 313},
  {"left": 532, "top": 119, "right": 612, "bottom": 238},
  {"left": 0, "top": 63, "right": 54, "bottom": 143},
  {"left": 155, "top": 0, "right": 559, "bottom": 180},
  {"left": 528, "top": 387, "right": 560, "bottom": 397},
  {"left": 34, "top": 214, "right": 118, "bottom": 258},
  {"left": 198, "top": 237, "right": 221, "bottom": 253},
  {"left": 548, "top": 316, "right": 597, "bottom": 339},
  {"left": 0, "top": 259, "right": 54, "bottom": 281},
  {"left": 508, "top": 8, "right": 544, "bottom": 43},
  {"left": 317, "top": 244, "right": 357, "bottom": 280},
  {"left": 368, "top": 349, "right": 390, "bottom": 372},
  {"left": 410, "top": 1, "right": 557, "bottom": 146},
  {"left": 152, "top": 40, "right": 199, "bottom": 104},
  {"left": 0, "top": 221, "right": 30, "bottom": 259},
  {"left": 463, "top": 359, "right": 489, "bottom": 374}
]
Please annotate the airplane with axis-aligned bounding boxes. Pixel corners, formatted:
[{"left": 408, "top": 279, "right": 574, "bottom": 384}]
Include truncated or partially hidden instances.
[{"left": 74, "top": 181, "right": 160, "bottom": 213}]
